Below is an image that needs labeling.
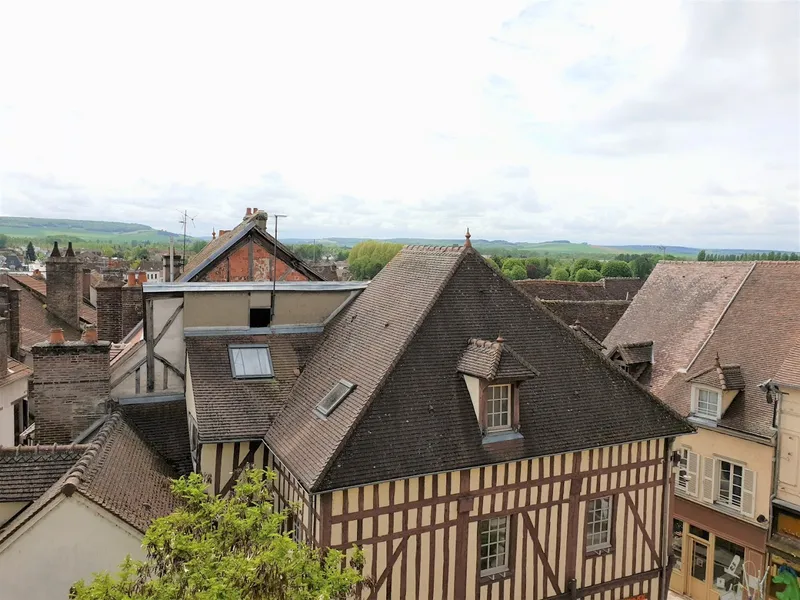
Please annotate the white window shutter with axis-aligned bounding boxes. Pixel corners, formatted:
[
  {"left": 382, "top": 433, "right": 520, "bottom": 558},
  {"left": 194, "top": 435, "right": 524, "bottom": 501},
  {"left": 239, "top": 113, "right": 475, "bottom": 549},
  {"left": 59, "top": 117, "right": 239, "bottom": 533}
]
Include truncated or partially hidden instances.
[
  {"left": 701, "top": 456, "right": 715, "bottom": 503},
  {"left": 741, "top": 468, "right": 756, "bottom": 518},
  {"left": 687, "top": 451, "right": 699, "bottom": 497}
]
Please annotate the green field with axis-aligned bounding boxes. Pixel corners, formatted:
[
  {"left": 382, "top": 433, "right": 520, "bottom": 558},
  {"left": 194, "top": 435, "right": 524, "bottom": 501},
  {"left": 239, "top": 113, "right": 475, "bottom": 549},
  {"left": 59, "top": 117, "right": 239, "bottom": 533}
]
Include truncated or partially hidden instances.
[{"left": 0, "top": 217, "right": 189, "bottom": 244}]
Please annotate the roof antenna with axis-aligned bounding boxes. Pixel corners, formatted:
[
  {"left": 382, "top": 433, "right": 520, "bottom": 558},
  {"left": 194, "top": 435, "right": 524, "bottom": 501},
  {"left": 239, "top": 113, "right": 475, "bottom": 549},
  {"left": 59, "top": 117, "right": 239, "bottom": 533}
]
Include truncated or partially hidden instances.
[
  {"left": 177, "top": 209, "right": 197, "bottom": 263},
  {"left": 271, "top": 214, "right": 287, "bottom": 325}
]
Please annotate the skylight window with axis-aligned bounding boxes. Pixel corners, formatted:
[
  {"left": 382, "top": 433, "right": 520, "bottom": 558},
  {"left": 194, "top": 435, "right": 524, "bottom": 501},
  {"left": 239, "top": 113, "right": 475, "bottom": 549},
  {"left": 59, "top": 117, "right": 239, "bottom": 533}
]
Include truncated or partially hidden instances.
[
  {"left": 316, "top": 380, "right": 355, "bottom": 416},
  {"left": 229, "top": 345, "right": 273, "bottom": 379}
]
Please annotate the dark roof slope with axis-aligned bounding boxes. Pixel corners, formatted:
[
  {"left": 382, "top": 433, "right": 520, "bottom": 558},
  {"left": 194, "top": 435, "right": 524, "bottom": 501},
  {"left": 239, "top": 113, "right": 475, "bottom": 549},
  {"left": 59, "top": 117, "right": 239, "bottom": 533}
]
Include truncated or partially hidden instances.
[
  {"left": 9, "top": 273, "right": 97, "bottom": 324},
  {"left": 0, "top": 445, "right": 88, "bottom": 502},
  {"left": 187, "top": 332, "right": 322, "bottom": 442},
  {"left": 0, "top": 412, "right": 179, "bottom": 542},
  {"left": 611, "top": 341, "right": 654, "bottom": 366},
  {"left": 119, "top": 398, "right": 193, "bottom": 476},
  {"left": 516, "top": 278, "right": 642, "bottom": 302},
  {"left": 268, "top": 247, "right": 691, "bottom": 492},
  {"left": 659, "top": 262, "right": 800, "bottom": 438},
  {"left": 604, "top": 262, "right": 754, "bottom": 392},
  {"left": 457, "top": 338, "right": 538, "bottom": 381},
  {"left": 539, "top": 299, "right": 630, "bottom": 341}
]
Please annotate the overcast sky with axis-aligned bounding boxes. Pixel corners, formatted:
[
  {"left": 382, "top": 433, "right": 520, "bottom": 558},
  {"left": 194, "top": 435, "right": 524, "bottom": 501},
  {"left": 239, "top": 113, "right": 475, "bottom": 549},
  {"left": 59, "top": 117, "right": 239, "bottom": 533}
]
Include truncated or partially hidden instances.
[{"left": 1, "top": 1, "right": 798, "bottom": 249}]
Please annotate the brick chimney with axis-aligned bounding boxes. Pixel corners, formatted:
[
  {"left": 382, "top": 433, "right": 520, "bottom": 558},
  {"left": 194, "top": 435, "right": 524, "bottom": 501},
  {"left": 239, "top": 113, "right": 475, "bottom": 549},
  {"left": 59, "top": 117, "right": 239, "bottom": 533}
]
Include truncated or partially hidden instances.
[
  {"left": 0, "top": 285, "right": 8, "bottom": 360},
  {"left": 0, "top": 316, "right": 7, "bottom": 379},
  {"left": 244, "top": 207, "right": 253, "bottom": 220},
  {"left": 82, "top": 268, "right": 92, "bottom": 302},
  {"left": 96, "top": 280, "right": 124, "bottom": 343},
  {"left": 31, "top": 329, "right": 111, "bottom": 444},
  {"left": 46, "top": 242, "right": 81, "bottom": 329},
  {"left": 8, "top": 288, "right": 20, "bottom": 360},
  {"left": 121, "top": 273, "right": 144, "bottom": 335}
]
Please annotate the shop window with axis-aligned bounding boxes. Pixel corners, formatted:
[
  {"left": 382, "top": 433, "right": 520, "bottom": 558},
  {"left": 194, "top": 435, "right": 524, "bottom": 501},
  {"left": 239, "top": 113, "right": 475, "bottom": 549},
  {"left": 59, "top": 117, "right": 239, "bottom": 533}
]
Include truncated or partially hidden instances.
[
  {"left": 713, "top": 536, "right": 745, "bottom": 600},
  {"left": 672, "top": 519, "right": 684, "bottom": 572},
  {"left": 689, "top": 524, "right": 710, "bottom": 541}
]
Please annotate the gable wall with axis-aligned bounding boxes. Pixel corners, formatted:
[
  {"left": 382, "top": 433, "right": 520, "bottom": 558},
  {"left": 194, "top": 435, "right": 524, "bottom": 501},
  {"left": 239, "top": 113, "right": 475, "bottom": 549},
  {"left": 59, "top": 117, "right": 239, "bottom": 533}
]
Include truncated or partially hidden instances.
[{"left": 198, "top": 239, "right": 309, "bottom": 283}]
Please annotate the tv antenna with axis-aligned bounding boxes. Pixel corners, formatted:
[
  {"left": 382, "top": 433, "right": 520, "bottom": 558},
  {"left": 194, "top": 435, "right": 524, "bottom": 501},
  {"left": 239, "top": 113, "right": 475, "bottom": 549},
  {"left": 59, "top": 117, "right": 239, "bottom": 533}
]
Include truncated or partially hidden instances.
[{"left": 178, "top": 209, "right": 197, "bottom": 260}]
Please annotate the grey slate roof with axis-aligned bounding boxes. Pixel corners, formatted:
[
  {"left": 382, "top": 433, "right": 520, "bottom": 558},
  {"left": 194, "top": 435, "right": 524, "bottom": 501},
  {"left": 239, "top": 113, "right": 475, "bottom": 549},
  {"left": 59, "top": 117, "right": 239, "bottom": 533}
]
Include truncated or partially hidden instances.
[
  {"left": 0, "top": 445, "right": 88, "bottom": 502},
  {"left": 187, "top": 332, "right": 322, "bottom": 442},
  {"left": 266, "top": 246, "right": 692, "bottom": 492},
  {"left": 457, "top": 338, "right": 538, "bottom": 381}
]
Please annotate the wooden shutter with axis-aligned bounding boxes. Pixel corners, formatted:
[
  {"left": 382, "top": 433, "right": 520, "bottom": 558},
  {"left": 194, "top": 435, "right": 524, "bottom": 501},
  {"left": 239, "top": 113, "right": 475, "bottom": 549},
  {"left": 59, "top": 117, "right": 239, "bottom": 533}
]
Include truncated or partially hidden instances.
[
  {"left": 687, "top": 451, "right": 699, "bottom": 497},
  {"left": 741, "top": 468, "right": 756, "bottom": 517},
  {"left": 701, "top": 456, "right": 715, "bottom": 503}
]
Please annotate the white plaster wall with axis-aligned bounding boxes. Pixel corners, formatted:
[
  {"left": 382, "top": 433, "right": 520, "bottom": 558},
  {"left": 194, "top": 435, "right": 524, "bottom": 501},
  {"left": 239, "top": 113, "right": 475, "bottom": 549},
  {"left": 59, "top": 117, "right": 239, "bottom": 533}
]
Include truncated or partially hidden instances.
[
  {"left": 0, "top": 377, "right": 29, "bottom": 446},
  {"left": 0, "top": 496, "right": 144, "bottom": 600},
  {"left": 0, "top": 501, "right": 27, "bottom": 527}
]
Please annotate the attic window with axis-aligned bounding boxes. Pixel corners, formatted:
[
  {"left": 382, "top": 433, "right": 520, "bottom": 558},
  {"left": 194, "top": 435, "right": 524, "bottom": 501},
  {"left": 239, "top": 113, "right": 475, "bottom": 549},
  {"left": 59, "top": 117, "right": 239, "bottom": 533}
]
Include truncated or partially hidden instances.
[
  {"left": 229, "top": 345, "right": 273, "bottom": 379},
  {"left": 694, "top": 387, "right": 721, "bottom": 420},
  {"left": 316, "top": 380, "right": 355, "bottom": 417}
]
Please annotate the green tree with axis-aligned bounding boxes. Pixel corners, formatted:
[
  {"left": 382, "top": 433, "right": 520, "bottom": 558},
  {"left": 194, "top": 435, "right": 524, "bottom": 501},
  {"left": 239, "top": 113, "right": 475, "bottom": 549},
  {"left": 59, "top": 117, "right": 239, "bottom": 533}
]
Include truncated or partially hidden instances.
[
  {"left": 600, "top": 260, "right": 633, "bottom": 278},
  {"left": 574, "top": 268, "right": 603, "bottom": 282},
  {"left": 0, "top": 234, "right": 7, "bottom": 249},
  {"left": 189, "top": 240, "right": 208, "bottom": 254},
  {"left": 348, "top": 241, "right": 402, "bottom": 280},
  {"left": 101, "top": 245, "right": 116, "bottom": 258},
  {"left": 524, "top": 257, "right": 550, "bottom": 279},
  {"left": 696, "top": 250, "right": 706, "bottom": 261},
  {"left": 628, "top": 255, "right": 657, "bottom": 279},
  {"left": 503, "top": 264, "right": 528, "bottom": 280},
  {"left": 572, "top": 258, "right": 602, "bottom": 273},
  {"left": 491, "top": 255, "right": 505, "bottom": 270},
  {"left": 70, "top": 469, "right": 363, "bottom": 599},
  {"left": 550, "top": 267, "right": 570, "bottom": 281},
  {"left": 25, "top": 241, "right": 36, "bottom": 262}
]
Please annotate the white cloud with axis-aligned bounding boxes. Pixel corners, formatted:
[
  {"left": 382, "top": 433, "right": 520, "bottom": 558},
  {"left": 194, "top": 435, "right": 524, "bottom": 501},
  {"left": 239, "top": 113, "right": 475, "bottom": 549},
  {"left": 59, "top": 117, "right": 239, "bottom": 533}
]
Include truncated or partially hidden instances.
[{"left": 0, "top": 0, "right": 797, "bottom": 249}]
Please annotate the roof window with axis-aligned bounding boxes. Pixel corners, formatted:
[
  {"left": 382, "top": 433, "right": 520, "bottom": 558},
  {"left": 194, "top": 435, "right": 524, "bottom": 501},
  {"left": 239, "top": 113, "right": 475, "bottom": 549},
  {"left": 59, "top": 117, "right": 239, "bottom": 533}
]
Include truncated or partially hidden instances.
[
  {"left": 229, "top": 345, "right": 274, "bottom": 379},
  {"left": 316, "top": 380, "right": 355, "bottom": 417}
]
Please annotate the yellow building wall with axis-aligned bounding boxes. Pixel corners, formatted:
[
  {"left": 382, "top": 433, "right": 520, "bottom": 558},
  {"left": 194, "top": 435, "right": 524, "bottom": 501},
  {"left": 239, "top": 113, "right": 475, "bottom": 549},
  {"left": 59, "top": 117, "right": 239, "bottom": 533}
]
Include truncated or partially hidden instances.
[
  {"left": 314, "top": 439, "right": 669, "bottom": 600},
  {"left": 676, "top": 428, "right": 773, "bottom": 522},
  {"left": 200, "top": 441, "right": 265, "bottom": 496},
  {"left": 776, "top": 387, "right": 800, "bottom": 507}
]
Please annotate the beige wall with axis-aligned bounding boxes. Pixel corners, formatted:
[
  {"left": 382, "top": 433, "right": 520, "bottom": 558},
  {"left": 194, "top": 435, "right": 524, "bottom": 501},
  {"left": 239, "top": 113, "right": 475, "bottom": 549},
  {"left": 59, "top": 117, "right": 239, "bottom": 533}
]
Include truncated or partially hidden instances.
[
  {"left": 185, "top": 363, "right": 196, "bottom": 418},
  {"left": 271, "top": 291, "right": 352, "bottom": 325},
  {"left": 777, "top": 387, "right": 800, "bottom": 506},
  {"left": 184, "top": 292, "right": 249, "bottom": 328},
  {"left": 0, "top": 501, "right": 27, "bottom": 527},
  {"left": 676, "top": 428, "right": 773, "bottom": 523},
  {"left": 0, "top": 495, "right": 144, "bottom": 600},
  {"left": 311, "top": 439, "right": 669, "bottom": 600},
  {"left": 0, "top": 377, "right": 28, "bottom": 446},
  {"left": 200, "top": 441, "right": 266, "bottom": 496}
]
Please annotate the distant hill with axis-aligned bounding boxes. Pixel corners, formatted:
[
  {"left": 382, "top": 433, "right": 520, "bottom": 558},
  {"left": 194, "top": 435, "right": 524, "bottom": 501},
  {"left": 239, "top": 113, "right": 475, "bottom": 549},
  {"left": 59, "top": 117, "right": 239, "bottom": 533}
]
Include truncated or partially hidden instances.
[{"left": 0, "top": 217, "right": 188, "bottom": 243}]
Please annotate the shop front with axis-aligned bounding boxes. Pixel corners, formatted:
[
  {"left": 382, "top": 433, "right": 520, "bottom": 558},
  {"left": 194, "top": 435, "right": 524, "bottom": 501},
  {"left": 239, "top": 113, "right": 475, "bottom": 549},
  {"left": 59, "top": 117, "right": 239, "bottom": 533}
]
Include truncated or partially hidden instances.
[
  {"left": 766, "top": 504, "right": 800, "bottom": 600},
  {"left": 671, "top": 496, "right": 767, "bottom": 600}
]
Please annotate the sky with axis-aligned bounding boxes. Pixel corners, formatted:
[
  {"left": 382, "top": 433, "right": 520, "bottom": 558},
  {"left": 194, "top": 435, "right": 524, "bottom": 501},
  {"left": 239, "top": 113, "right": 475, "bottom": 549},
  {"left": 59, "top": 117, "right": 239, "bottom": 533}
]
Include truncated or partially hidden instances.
[{"left": 0, "top": 1, "right": 798, "bottom": 250}]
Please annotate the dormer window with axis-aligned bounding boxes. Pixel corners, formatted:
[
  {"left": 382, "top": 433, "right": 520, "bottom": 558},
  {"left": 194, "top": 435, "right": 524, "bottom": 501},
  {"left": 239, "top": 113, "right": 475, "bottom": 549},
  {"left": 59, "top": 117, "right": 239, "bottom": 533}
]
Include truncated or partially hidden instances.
[
  {"left": 486, "top": 384, "right": 511, "bottom": 432},
  {"left": 694, "top": 387, "right": 721, "bottom": 420},
  {"left": 229, "top": 345, "right": 273, "bottom": 379}
]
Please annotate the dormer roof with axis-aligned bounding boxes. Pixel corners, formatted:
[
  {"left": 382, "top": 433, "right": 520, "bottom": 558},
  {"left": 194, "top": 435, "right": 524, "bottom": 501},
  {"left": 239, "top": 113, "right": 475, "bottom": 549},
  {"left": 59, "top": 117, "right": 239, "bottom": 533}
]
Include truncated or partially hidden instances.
[
  {"left": 457, "top": 338, "right": 538, "bottom": 381},
  {"left": 687, "top": 355, "right": 745, "bottom": 391},
  {"left": 609, "top": 341, "right": 654, "bottom": 366}
]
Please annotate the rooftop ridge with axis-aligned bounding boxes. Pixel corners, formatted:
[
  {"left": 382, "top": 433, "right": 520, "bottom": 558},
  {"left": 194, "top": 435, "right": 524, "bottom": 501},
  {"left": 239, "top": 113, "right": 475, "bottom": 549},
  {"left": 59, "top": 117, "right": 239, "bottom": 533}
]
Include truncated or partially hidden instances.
[
  {"left": 539, "top": 299, "right": 631, "bottom": 305},
  {"left": 62, "top": 412, "right": 122, "bottom": 496},
  {"left": 518, "top": 279, "right": 604, "bottom": 286},
  {"left": 402, "top": 244, "right": 464, "bottom": 253},
  {"left": 0, "top": 443, "right": 91, "bottom": 455}
]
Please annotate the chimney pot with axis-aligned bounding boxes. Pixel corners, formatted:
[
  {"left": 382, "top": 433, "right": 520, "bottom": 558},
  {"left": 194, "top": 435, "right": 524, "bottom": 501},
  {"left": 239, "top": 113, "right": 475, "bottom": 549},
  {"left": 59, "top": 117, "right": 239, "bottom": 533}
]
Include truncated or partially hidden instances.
[
  {"left": 82, "top": 325, "right": 98, "bottom": 344},
  {"left": 65, "top": 242, "right": 75, "bottom": 257},
  {"left": 253, "top": 207, "right": 258, "bottom": 213},
  {"left": 49, "top": 328, "right": 65, "bottom": 344},
  {"left": 496, "top": 336, "right": 505, "bottom": 344},
  {"left": 246, "top": 207, "right": 253, "bottom": 217},
  {"left": 137, "top": 271, "right": 148, "bottom": 285},
  {"left": 50, "top": 242, "right": 61, "bottom": 258},
  {"left": 127, "top": 271, "right": 136, "bottom": 286}
]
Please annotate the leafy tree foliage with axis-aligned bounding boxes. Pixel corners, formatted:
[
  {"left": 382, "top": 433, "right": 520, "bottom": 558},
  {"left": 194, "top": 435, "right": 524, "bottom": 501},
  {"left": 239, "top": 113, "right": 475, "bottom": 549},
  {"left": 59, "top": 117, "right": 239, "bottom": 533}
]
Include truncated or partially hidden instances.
[
  {"left": 572, "top": 258, "right": 601, "bottom": 273},
  {"left": 696, "top": 250, "right": 706, "bottom": 261},
  {"left": 0, "top": 234, "right": 7, "bottom": 249},
  {"left": 71, "top": 469, "right": 363, "bottom": 600},
  {"left": 524, "top": 257, "right": 551, "bottom": 279},
  {"left": 550, "top": 267, "right": 570, "bottom": 281},
  {"left": 348, "top": 241, "right": 402, "bottom": 280},
  {"left": 574, "top": 268, "right": 603, "bottom": 282},
  {"left": 600, "top": 260, "right": 633, "bottom": 278},
  {"left": 627, "top": 255, "right": 657, "bottom": 279},
  {"left": 25, "top": 241, "right": 36, "bottom": 262},
  {"left": 503, "top": 264, "right": 528, "bottom": 280},
  {"left": 189, "top": 240, "right": 208, "bottom": 254}
]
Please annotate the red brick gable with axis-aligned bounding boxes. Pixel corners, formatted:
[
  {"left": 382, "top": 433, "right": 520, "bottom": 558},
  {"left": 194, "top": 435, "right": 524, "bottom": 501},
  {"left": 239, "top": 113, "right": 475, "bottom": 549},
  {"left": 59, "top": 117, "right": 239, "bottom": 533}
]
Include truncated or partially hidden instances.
[{"left": 199, "top": 241, "right": 310, "bottom": 282}]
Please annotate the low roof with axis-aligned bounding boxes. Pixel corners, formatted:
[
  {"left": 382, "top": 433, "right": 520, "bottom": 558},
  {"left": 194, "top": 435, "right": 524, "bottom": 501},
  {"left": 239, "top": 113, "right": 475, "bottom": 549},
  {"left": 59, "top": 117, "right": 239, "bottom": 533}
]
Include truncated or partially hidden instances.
[
  {"left": 267, "top": 246, "right": 691, "bottom": 492},
  {"left": 516, "top": 277, "right": 642, "bottom": 302},
  {"left": 0, "top": 412, "right": 179, "bottom": 543},
  {"left": 186, "top": 332, "right": 322, "bottom": 442},
  {"left": 604, "top": 262, "right": 754, "bottom": 392},
  {"left": 2, "top": 357, "right": 33, "bottom": 386},
  {"left": 0, "top": 445, "right": 88, "bottom": 502},
  {"left": 119, "top": 397, "right": 193, "bottom": 476},
  {"left": 9, "top": 273, "right": 96, "bottom": 325},
  {"left": 539, "top": 299, "right": 630, "bottom": 341},
  {"left": 8, "top": 283, "right": 82, "bottom": 351}
]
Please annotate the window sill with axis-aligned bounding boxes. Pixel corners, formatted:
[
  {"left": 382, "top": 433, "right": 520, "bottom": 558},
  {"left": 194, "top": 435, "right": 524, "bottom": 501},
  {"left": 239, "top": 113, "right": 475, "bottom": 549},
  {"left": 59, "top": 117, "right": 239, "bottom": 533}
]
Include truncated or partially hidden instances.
[
  {"left": 585, "top": 545, "right": 613, "bottom": 557},
  {"left": 479, "top": 568, "right": 513, "bottom": 585},
  {"left": 482, "top": 431, "right": 524, "bottom": 445}
]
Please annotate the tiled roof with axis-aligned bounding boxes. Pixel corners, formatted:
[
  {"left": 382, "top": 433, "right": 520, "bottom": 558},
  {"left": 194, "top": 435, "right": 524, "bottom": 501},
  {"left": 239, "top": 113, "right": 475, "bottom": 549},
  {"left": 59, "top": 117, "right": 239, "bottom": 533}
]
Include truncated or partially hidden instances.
[
  {"left": 9, "top": 284, "right": 82, "bottom": 351},
  {"left": 0, "top": 445, "right": 88, "bottom": 502},
  {"left": 8, "top": 273, "right": 96, "bottom": 324},
  {"left": 516, "top": 277, "right": 642, "bottom": 302},
  {"left": 187, "top": 332, "right": 322, "bottom": 442},
  {"left": 539, "top": 299, "right": 630, "bottom": 341},
  {"left": 611, "top": 341, "right": 654, "bottom": 366},
  {"left": 267, "top": 247, "right": 691, "bottom": 492},
  {"left": 687, "top": 360, "right": 746, "bottom": 391},
  {"left": 0, "top": 412, "right": 179, "bottom": 543},
  {"left": 119, "top": 398, "right": 193, "bottom": 476},
  {"left": 180, "top": 213, "right": 322, "bottom": 282},
  {"left": 604, "top": 262, "right": 754, "bottom": 392},
  {"left": 568, "top": 322, "right": 605, "bottom": 352},
  {"left": 457, "top": 338, "right": 538, "bottom": 381},
  {"left": 2, "top": 357, "right": 33, "bottom": 386},
  {"left": 777, "top": 341, "right": 800, "bottom": 388}
]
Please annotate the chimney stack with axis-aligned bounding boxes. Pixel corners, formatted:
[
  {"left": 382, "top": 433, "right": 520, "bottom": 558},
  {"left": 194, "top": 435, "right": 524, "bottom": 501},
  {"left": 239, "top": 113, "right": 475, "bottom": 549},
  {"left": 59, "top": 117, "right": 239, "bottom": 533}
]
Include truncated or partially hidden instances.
[
  {"left": 0, "top": 285, "right": 9, "bottom": 359},
  {"left": 137, "top": 272, "right": 148, "bottom": 285},
  {"left": 46, "top": 241, "right": 81, "bottom": 329},
  {"left": 0, "top": 316, "right": 7, "bottom": 379},
  {"left": 245, "top": 207, "right": 253, "bottom": 219},
  {"left": 121, "top": 272, "right": 144, "bottom": 335},
  {"left": 31, "top": 332, "right": 110, "bottom": 444},
  {"left": 8, "top": 288, "right": 20, "bottom": 360},
  {"left": 162, "top": 254, "right": 183, "bottom": 282},
  {"left": 82, "top": 269, "right": 92, "bottom": 302},
  {"left": 96, "top": 280, "right": 124, "bottom": 343},
  {"left": 253, "top": 210, "right": 267, "bottom": 232}
]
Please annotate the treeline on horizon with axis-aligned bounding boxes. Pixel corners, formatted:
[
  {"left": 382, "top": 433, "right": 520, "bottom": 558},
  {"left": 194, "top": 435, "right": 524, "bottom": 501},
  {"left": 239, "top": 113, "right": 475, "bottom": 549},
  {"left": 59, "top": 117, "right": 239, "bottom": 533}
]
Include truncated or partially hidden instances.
[{"left": 697, "top": 250, "right": 799, "bottom": 261}]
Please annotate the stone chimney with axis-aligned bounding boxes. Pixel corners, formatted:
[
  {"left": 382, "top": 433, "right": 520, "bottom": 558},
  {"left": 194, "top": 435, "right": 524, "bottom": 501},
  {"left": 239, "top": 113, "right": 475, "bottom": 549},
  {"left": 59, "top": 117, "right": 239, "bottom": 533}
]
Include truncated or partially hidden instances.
[
  {"left": 253, "top": 210, "right": 268, "bottom": 232},
  {"left": 8, "top": 288, "right": 20, "bottom": 360},
  {"left": 96, "top": 280, "right": 124, "bottom": 343},
  {"left": 0, "top": 285, "right": 8, "bottom": 359},
  {"left": 161, "top": 253, "right": 183, "bottom": 282},
  {"left": 0, "top": 316, "right": 7, "bottom": 379},
  {"left": 31, "top": 329, "right": 111, "bottom": 444},
  {"left": 46, "top": 242, "right": 81, "bottom": 329},
  {"left": 121, "top": 273, "right": 144, "bottom": 335},
  {"left": 82, "top": 269, "right": 92, "bottom": 302}
]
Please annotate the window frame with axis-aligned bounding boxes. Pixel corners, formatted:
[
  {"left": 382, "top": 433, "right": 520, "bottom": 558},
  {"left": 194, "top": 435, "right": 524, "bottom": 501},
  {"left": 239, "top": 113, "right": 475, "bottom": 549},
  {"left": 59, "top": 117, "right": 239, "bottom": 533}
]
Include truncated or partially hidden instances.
[
  {"left": 585, "top": 496, "right": 614, "bottom": 553},
  {"left": 228, "top": 344, "right": 274, "bottom": 379},
  {"left": 676, "top": 447, "right": 690, "bottom": 492},
  {"left": 485, "top": 383, "right": 512, "bottom": 433},
  {"left": 479, "top": 516, "right": 511, "bottom": 577},
  {"left": 717, "top": 459, "right": 744, "bottom": 510},
  {"left": 693, "top": 385, "right": 722, "bottom": 420},
  {"left": 315, "top": 379, "right": 356, "bottom": 417}
]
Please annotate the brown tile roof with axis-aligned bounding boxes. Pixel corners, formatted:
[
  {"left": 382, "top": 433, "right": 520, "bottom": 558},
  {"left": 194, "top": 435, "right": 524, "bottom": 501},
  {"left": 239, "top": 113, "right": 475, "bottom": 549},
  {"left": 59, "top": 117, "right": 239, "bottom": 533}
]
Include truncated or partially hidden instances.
[
  {"left": 539, "top": 299, "right": 630, "bottom": 341},
  {"left": 186, "top": 332, "right": 322, "bottom": 442},
  {"left": 8, "top": 273, "right": 96, "bottom": 324},
  {"left": 687, "top": 360, "right": 746, "bottom": 391},
  {"left": 776, "top": 340, "right": 800, "bottom": 388},
  {"left": 0, "top": 412, "right": 179, "bottom": 542},
  {"left": 604, "top": 262, "right": 754, "bottom": 392},
  {"left": 611, "top": 341, "right": 654, "bottom": 366},
  {"left": 656, "top": 262, "right": 800, "bottom": 438},
  {"left": 0, "top": 444, "right": 89, "bottom": 502},
  {"left": 119, "top": 398, "right": 193, "bottom": 476},
  {"left": 266, "top": 247, "right": 691, "bottom": 492},
  {"left": 2, "top": 357, "right": 33, "bottom": 386},
  {"left": 568, "top": 322, "right": 605, "bottom": 352},
  {"left": 10, "top": 284, "right": 82, "bottom": 351},
  {"left": 457, "top": 338, "right": 538, "bottom": 381},
  {"left": 516, "top": 277, "right": 642, "bottom": 302}
]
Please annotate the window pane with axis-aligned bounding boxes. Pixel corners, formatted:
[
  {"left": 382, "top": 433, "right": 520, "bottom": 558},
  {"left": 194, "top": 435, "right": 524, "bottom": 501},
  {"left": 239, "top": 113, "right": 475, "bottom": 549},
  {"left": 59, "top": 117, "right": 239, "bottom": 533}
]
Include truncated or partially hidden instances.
[
  {"left": 230, "top": 346, "right": 273, "bottom": 377},
  {"left": 479, "top": 517, "right": 509, "bottom": 574},
  {"left": 586, "top": 497, "right": 612, "bottom": 550},
  {"left": 713, "top": 537, "right": 745, "bottom": 599},
  {"left": 486, "top": 385, "right": 511, "bottom": 432},
  {"left": 692, "top": 543, "right": 708, "bottom": 581},
  {"left": 673, "top": 519, "right": 684, "bottom": 571}
]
